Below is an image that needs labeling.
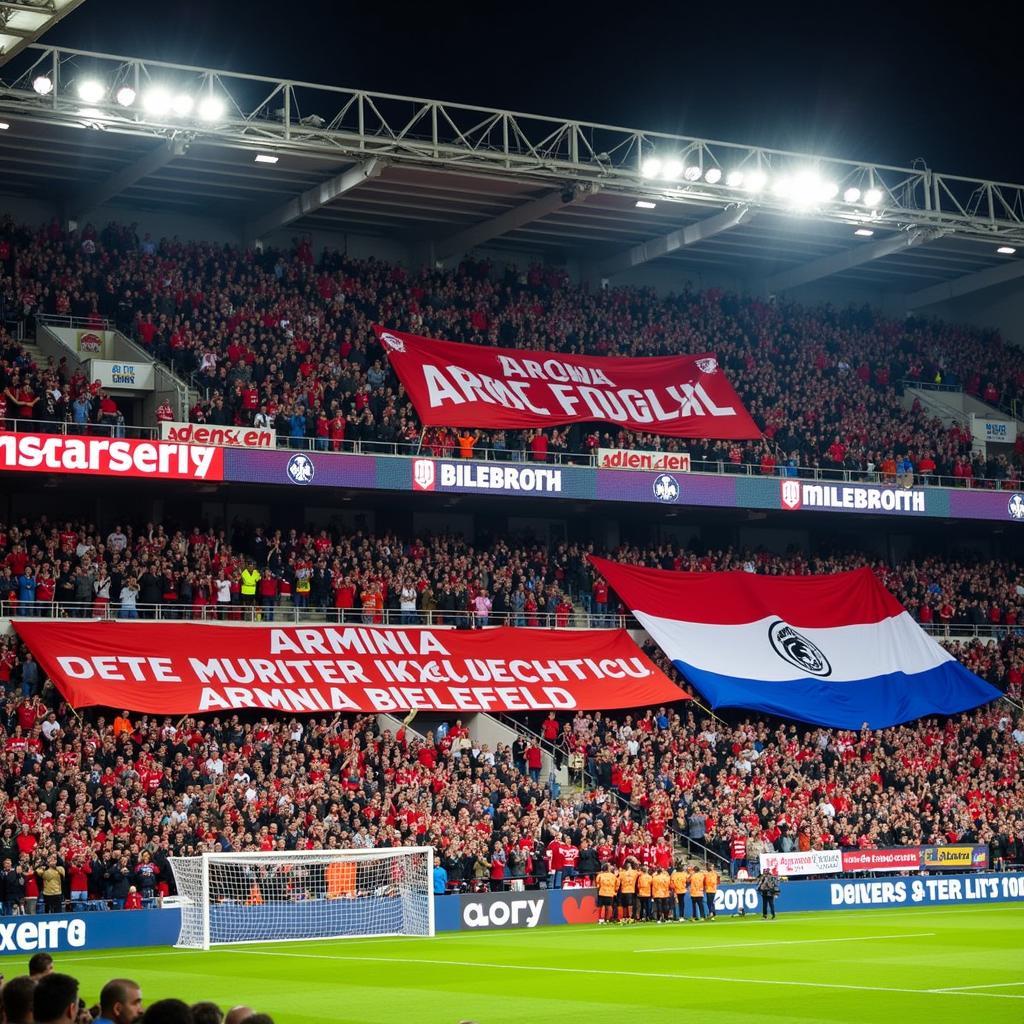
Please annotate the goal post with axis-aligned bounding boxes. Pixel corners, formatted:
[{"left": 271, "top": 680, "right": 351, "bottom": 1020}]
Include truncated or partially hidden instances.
[{"left": 168, "top": 847, "right": 435, "bottom": 949}]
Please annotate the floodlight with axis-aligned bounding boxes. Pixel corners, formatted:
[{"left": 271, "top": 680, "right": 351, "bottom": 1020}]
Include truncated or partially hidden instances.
[
  {"left": 864, "top": 188, "right": 883, "bottom": 207},
  {"left": 854, "top": 228, "right": 874, "bottom": 237},
  {"left": 115, "top": 86, "right": 136, "bottom": 107},
  {"left": 197, "top": 95, "right": 226, "bottom": 122},
  {"left": 661, "top": 157, "right": 684, "bottom": 180},
  {"left": 635, "top": 200, "right": 657, "bottom": 209},
  {"left": 843, "top": 187, "right": 862, "bottom": 203},
  {"left": 76, "top": 80, "right": 105, "bottom": 104},
  {"left": 641, "top": 157, "right": 662, "bottom": 178},
  {"left": 704, "top": 168, "right": 722, "bottom": 184},
  {"left": 255, "top": 153, "right": 279, "bottom": 164},
  {"left": 0, "top": 122, "right": 8, "bottom": 130},
  {"left": 143, "top": 87, "right": 172, "bottom": 117},
  {"left": 171, "top": 93, "right": 194, "bottom": 117},
  {"left": 725, "top": 170, "right": 744, "bottom": 188},
  {"left": 744, "top": 170, "right": 767, "bottom": 192},
  {"left": 819, "top": 181, "right": 839, "bottom": 201},
  {"left": 32, "top": 75, "right": 53, "bottom": 96},
  {"left": 683, "top": 165, "right": 702, "bottom": 182},
  {"left": 997, "top": 246, "right": 1017, "bottom": 255}
]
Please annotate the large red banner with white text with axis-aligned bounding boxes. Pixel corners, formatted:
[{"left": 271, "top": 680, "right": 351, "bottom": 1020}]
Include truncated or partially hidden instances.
[
  {"left": 12, "top": 621, "right": 689, "bottom": 715},
  {"left": 0, "top": 432, "right": 224, "bottom": 481},
  {"left": 373, "top": 326, "right": 760, "bottom": 439}
]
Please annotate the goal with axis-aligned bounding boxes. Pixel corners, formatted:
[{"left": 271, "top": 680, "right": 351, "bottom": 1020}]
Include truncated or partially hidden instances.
[{"left": 168, "top": 847, "right": 434, "bottom": 949}]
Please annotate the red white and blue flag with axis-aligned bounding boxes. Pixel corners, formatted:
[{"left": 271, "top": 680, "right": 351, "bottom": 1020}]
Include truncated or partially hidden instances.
[{"left": 590, "top": 556, "right": 1001, "bottom": 729}]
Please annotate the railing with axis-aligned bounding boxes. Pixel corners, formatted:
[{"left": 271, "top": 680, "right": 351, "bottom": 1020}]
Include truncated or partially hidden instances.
[
  {"left": 0, "top": 601, "right": 624, "bottom": 628},
  {"left": 0, "top": 602, "right": 1012, "bottom": 648},
  {"left": 1, "top": 418, "right": 1020, "bottom": 491},
  {"left": 36, "top": 313, "right": 114, "bottom": 331}
]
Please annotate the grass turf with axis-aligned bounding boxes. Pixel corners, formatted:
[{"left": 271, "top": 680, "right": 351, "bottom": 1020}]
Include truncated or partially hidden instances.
[{"left": 12, "top": 903, "right": 1023, "bottom": 1023}]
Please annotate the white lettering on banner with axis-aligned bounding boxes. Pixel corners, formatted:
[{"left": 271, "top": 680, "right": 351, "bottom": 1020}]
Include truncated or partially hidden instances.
[
  {"left": 829, "top": 876, "right": 1010, "bottom": 907},
  {"left": 90, "top": 359, "right": 155, "bottom": 391},
  {"left": 0, "top": 918, "right": 86, "bottom": 951},
  {"left": 0, "top": 435, "right": 218, "bottom": 479},
  {"left": 713, "top": 889, "right": 760, "bottom": 912},
  {"left": 783, "top": 482, "right": 926, "bottom": 514},
  {"left": 463, "top": 899, "right": 544, "bottom": 929},
  {"left": 160, "top": 421, "right": 276, "bottom": 449},
  {"left": 436, "top": 463, "right": 563, "bottom": 493},
  {"left": 760, "top": 850, "right": 843, "bottom": 876},
  {"left": 597, "top": 448, "right": 691, "bottom": 472},
  {"left": 421, "top": 365, "right": 736, "bottom": 423}
]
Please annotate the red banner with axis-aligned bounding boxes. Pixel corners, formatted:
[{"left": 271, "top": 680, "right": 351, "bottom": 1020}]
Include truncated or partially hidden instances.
[
  {"left": 374, "top": 326, "right": 760, "bottom": 439},
  {"left": 12, "top": 621, "right": 689, "bottom": 715},
  {"left": 841, "top": 849, "right": 922, "bottom": 872},
  {"left": 0, "top": 433, "right": 224, "bottom": 481}
]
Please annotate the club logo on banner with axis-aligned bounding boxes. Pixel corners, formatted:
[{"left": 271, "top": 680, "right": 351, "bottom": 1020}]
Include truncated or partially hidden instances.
[
  {"left": 11, "top": 622, "right": 689, "bottom": 716},
  {"left": 760, "top": 850, "right": 843, "bottom": 877},
  {"left": 373, "top": 325, "right": 760, "bottom": 439},
  {"left": 286, "top": 454, "right": 315, "bottom": 485},
  {"left": 768, "top": 621, "right": 832, "bottom": 677},
  {"left": 1008, "top": 494, "right": 1024, "bottom": 520},
  {"left": 413, "top": 459, "right": 436, "bottom": 491},
  {"left": 652, "top": 474, "right": 680, "bottom": 503}
]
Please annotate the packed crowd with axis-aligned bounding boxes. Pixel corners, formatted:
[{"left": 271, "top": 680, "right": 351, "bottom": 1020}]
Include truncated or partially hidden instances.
[
  {"left": 0, "top": 958, "right": 273, "bottom": 1024},
  {"left": 1, "top": 515, "right": 1024, "bottom": 645},
  {"left": 3, "top": 215, "right": 1024, "bottom": 484},
  {"left": 0, "top": 624, "right": 1020, "bottom": 918}
]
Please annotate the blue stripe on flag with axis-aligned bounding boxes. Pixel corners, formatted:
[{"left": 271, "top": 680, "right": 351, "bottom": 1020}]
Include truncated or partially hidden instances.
[{"left": 673, "top": 659, "right": 1002, "bottom": 730}]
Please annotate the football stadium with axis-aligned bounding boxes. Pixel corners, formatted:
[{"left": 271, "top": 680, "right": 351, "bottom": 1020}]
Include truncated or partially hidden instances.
[{"left": 0, "top": 4, "right": 1022, "bottom": 1022}]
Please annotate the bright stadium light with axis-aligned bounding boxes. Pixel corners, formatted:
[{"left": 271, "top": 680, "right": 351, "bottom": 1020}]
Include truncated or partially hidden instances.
[
  {"left": 854, "top": 228, "right": 874, "bottom": 237},
  {"left": 197, "top": 94, "right": 226, "bottom": 122},
  {"left": 843, "top": 186, "right": 862, "bottom": 203},
  {"left": 819, "top": 181, "right": 839, "bottom": 201},
  {"left": 772, "top": 176, "right": 793, "bottom": 198},
  {"left": 744, "top": 170, "right": 767, "bottom": 192},
  {"left": 683, "top": 165, "right": 702, "bottom": 182},
  {"left": 864, "top": 187, "right": 884, "bottom": 207},
  {"left": 641, "top": 156, "right": 662, "bottom": 178},
  {"left": 171, "top": 93, "right": 194, "bottom": 117},
  {"left": 725, "top": 170, "right": 744, "bottom": 188},
  {"left": 635, "top": 200, "right": 657, "bottom": 209},
  {"left": 76, "top": 79, "right": 105, "bottom": 104},
  {"left": 143, "top": 87, "right": 172, "bottom": 117},
  {"left": 115, "top": 86, "right": 137, "bottom": 107},
  {"left": 254, "top": 153, "right": 279, "bottom": 164},
  {"left": 705, "top": 168, "right": 722, "bottom": 184},
  {"left": 661, "top": 157, "right": 684, "bottom": 180},
  {"left": 32, "top": 75, "right": 53, "bottom": 96},
  {"left": 997, "top": 246, "right": 1017, "bottom": 255},
  {"left": 0, "top": 122, "right": 8, "bottom": 130}
]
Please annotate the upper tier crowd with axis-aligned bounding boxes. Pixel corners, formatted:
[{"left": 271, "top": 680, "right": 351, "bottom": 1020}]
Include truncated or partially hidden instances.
[{"left": 2, "top": 215, "right": 1024, "bottom": 485}]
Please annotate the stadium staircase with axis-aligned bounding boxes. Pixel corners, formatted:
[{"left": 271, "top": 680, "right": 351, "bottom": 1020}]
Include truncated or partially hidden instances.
[{"left": 34, "top": 315, "right": 193, "bottom": 422}]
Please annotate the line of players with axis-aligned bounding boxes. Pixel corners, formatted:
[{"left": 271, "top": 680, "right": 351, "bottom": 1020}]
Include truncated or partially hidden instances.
[{"left": 595, "top": 859, "right": 720, "bottom": 924}]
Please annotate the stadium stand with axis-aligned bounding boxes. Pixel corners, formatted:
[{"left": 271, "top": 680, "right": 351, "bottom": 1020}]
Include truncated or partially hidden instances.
[{"left": 3, "top": 216, "right": 1024, "bottom": 487}]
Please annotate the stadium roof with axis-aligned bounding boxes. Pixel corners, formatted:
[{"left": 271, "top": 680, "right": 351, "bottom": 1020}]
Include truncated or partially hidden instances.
[
  {"left": 2, "top": 43, "right": 1024, "bottom": 301},
  {"left": 0, "top": 1, "right": 85, "bottom": 65}
]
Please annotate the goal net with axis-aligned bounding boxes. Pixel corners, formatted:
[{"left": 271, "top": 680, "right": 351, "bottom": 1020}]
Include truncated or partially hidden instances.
[{"left": 168, "top": 847, "right": 434, "bottom": 949}]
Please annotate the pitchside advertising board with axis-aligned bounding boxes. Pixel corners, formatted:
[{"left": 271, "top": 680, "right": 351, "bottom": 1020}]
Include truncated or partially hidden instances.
[
  {"left": 0, "top": 875, "right": 1021, "bottom": 953},
  {"left": 760, "top": 845, "right": 988, "bottom": 877}
]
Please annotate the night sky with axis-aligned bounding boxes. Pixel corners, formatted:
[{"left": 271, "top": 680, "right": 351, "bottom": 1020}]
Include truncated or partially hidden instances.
[{"left": 42, "top": 0, "right": 1022, "bottom": 183}]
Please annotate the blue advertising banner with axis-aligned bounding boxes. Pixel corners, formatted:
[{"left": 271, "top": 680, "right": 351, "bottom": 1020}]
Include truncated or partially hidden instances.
[{"left": 0, "top": 909, "right": 180, "bottom": 957}]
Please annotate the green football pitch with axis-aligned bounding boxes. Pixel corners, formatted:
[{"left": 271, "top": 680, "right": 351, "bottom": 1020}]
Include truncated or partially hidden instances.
[{"left": 21, "top": 904, "right": 1024, "bottom": 1023}]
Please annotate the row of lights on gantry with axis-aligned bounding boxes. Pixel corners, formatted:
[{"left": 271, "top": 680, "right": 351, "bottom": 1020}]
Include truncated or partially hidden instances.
[
  {"left": 640, "top": 156, "right": 884, "bottom": 208},
  {"left": 31, "top": 74, "right": 227, "bottom": 122}
]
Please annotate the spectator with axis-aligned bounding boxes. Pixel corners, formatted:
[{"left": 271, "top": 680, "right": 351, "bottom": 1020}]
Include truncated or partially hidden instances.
[{"left": 33, "top": 973, "right": 79, "bottom": 1024}]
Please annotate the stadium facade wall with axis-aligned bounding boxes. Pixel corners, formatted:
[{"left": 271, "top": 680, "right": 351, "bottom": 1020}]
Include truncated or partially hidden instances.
[{"left": 0, "top": 873, "right": 1019, "bottom": 955}]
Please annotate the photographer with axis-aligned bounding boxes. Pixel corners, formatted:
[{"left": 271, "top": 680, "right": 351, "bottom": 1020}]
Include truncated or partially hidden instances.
[{"left": 756, "top": 867, "right": 780, "bottom": 920}]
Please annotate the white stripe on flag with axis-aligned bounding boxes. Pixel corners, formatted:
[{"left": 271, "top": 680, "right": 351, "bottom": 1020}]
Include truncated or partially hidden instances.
[{"left": 634, "top": 610, "right": 954, "bottom": 683}]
